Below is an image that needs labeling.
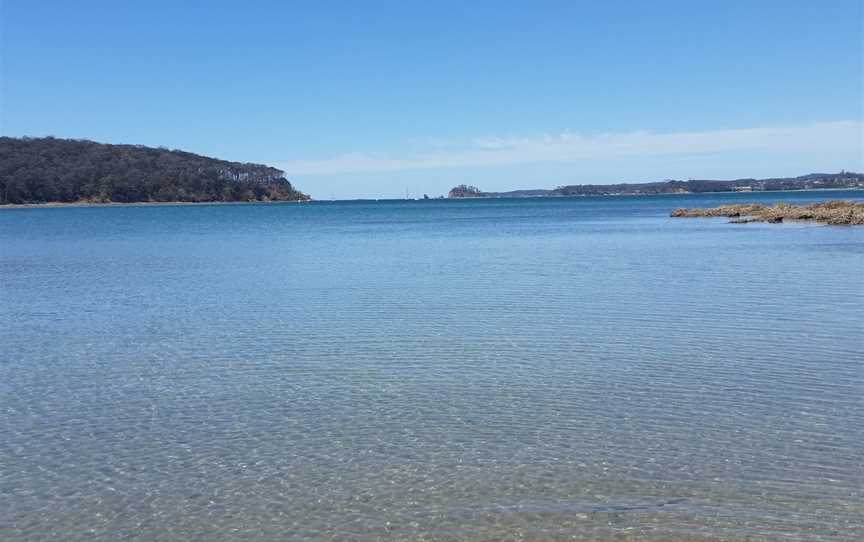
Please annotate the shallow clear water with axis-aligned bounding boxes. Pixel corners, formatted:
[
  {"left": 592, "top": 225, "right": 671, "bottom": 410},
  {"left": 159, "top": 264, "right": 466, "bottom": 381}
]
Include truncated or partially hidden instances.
[{"left": 1, "top": 191, "right": 863, "bottom": 541}]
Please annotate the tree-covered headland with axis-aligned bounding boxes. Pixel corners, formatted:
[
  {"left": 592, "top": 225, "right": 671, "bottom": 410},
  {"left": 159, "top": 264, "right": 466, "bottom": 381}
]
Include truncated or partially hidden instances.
[{"left": 0, "top": 137, "right": 309, "bottom": 204}]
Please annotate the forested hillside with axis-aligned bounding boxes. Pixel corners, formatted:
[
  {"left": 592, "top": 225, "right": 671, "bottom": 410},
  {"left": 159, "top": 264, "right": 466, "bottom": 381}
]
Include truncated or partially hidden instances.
[{"left": 0, "top": 137, "right": 309, "bottom": 204}]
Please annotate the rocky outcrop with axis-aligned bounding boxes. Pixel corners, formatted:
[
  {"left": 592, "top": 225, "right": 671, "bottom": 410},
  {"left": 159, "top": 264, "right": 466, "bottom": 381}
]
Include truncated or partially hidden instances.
[{"left": 671, "top": 201, "right": 864, "bottom": 225}]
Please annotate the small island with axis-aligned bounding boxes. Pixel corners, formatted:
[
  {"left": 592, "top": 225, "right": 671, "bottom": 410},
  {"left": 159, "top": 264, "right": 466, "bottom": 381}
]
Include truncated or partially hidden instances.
[
  {"left": 448, "top": 184, "right": 485, "bottom": 198},
  {"left": 0, "top": 137, "right": 309, "bottom": 205},
  {"left": 670, "top": 201, "right": 864, "bottom": 225}
]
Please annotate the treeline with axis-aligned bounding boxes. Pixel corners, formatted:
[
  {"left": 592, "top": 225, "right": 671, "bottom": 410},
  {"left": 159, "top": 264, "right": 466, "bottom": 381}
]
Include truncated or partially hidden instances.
[{"left": 0, "top": 137, "right": 309, "bottom": 204}]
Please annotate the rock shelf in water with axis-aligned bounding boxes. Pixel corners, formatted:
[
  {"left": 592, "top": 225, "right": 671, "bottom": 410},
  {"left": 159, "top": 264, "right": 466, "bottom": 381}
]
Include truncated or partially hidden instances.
[{"left": 670, "top": 200, "right": 864, "bottom": 225}]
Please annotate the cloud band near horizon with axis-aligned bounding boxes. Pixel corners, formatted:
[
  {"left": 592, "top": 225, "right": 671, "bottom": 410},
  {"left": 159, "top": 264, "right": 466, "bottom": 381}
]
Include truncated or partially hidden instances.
[{"left": 275, "top": 121, "right": 863, "bottom": 176}]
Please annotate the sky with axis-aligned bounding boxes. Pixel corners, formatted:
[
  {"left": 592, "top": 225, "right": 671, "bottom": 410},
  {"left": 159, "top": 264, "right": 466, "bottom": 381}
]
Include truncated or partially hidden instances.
[{"left": 1, "top": 1, "right": 862, "bottom": 199}]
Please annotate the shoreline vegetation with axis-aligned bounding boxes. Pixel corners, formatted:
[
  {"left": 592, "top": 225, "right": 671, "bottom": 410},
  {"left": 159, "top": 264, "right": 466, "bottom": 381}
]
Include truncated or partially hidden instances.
[
  {"left": 671, "top": 200, "right": 864, "bottom": 225},
  {"left": 0, "top": 137, "right": 309, "bottom": 205}
]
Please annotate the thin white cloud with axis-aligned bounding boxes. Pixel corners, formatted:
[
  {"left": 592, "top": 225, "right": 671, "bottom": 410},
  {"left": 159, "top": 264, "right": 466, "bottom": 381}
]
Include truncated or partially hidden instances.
[{"left": 276, "top": 121, "right": 863, "bottom": 175}]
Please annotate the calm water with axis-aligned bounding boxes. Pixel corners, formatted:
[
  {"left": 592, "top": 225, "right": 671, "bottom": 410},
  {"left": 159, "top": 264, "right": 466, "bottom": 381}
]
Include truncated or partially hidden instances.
[{"left": 1, "top": 191, "right": 863, "bottom": 541}]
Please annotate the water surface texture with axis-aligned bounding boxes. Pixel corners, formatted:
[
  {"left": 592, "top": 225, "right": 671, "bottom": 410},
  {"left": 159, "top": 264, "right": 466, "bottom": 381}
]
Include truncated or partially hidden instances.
[{"left": 2, "top": 191, "right": 863, "bottom": 541}]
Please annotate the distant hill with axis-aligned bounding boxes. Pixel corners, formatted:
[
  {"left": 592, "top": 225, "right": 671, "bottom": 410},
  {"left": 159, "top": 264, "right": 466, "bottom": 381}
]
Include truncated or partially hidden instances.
[
  {"left": 0, "top": 137, "right": 309, "bottom": 204},
  {"left": 448, "top": 172, "right": 864, "bottom": 198}
]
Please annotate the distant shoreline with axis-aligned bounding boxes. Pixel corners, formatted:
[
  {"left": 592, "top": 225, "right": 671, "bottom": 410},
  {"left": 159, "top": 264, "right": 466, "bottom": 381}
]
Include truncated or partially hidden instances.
[
  {"left": 2, "top": 187, "right": 863, "bottom": 209},
  {"left": 447, "top": 173, "right": 864, "bottom": 199},
  {"left": 446, "top": 186, "right": 864, "bottom": 201}
]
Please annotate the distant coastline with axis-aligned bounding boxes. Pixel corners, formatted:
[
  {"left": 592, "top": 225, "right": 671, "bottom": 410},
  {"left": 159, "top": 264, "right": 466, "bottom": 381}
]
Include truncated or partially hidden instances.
[
  {"left": 445, "top": 186, "right": 864, "bottom": 200},
  {"left": 447, "top": 172, "right": 864, "bottom": 199}
]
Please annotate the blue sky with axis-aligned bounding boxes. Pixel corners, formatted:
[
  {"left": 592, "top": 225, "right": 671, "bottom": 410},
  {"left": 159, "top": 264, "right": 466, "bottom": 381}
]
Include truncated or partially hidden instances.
[{"left": 2, "top": 1, "right": 862, "bottom": 199}]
